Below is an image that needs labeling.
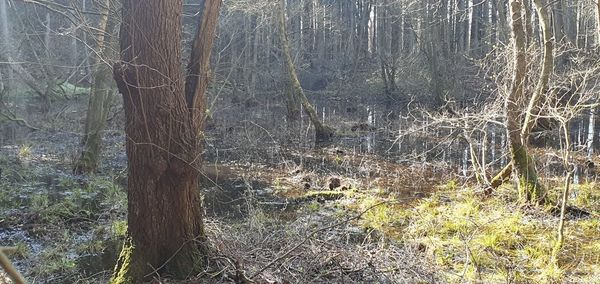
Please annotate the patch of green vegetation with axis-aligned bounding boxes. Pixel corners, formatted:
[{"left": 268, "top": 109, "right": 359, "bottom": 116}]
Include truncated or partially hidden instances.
[
  {"left": 572, "top": 182, "right": 600, "bottom": 209},
  {"left": 76, "top": 239, "right": 107, "bottom": 255},
  {"left": 111, "top": 220, "right": 128, "bottom": 238},
  {"left": 352, "top": 196, "right": 408, "bottom": 239},
  {"left": 306, "top": 201, "right": 321, "bottom": 212},
  {"left": 302, "top": 190, "right": 345, "bottom": 201},
  {"left": 337, "top": 180, "right": 600, "bottom": 283},
  {"left": 396, "top": 185, "right": 600, "bottom": 283},
  {"left": 31, "top": 231, "right": 78, "bottom": 277},
  {"left": 0, "top": 185, "right": 11, "bottom": 207},
  {"left": 442, "top": 179, "right": 458, "bottom": 191},
  {"left": 31, "top": 193, "right": 50, "bottom": 211},
  {"left": 18, "top": 143, "right": 32, "bottom": 159},
  {"left": 12, "top": 241, "right": 30, "bottom": 258}
]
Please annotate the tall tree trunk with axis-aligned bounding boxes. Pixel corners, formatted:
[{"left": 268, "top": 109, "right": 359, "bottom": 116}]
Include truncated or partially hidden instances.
[
  {"left": 110, "top": 0, "right": 222, "bottom": 282},
  {"left": 0, "top": 0, "right": 12, "bottom": 97},
  {"left": 523, "top": 0, "right": 534, "bottom": 45},
  {"left": 277, "top": 0, "right": 335, "bottom": 146},
  {"left": 469, "top": 0, "right": 483, "bottom": 54},
  {"left": 496, "top": 0, "right": 509, "bottom": 44},
  {"left": 506, "top": 0, "right": 545, "bottom": 204},
  {"left": 74, "top": 0, "right": 119, "bottom": 174},
  {"left": 457, "top": 0, "right": 467, "bottom": 52},
  {"left": 597, "top": 0, "right": 600, "bottom": 44},
  {"left": 522, "top": 0, "right": 554, "bottom": 139},
  {"left": 250, "top": 15, "right": 259, "bottom": 96},
  {"left": 303, "top": 0, "right": 314, "bottom": 65}
]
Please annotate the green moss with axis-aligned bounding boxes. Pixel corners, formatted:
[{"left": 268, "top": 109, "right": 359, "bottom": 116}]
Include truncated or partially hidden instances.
[
  {"left": 111, "top": 220, "right": 128, "bottom": 238},
  {"left": 394, "top": 185, "right": 600, "bottom": 283},
  {"left": 110, "top": 237, "right": 137, "bottom": 284},
  {"left": 512, "top": 145, "right": 546, "bottom": 204},
  {"left": 302, "top": 190, "right": 345, "bottom": 201}
]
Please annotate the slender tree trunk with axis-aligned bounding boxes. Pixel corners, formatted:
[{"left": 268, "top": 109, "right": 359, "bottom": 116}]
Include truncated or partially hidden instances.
[
  {"left": 250, "top": 15, "right": 259, "bottom": 96},
  {"left": 587, "top": 108, "right": 595, "bottom": 159},
  {"left": 110, "top": 0, "right": 222, "bottom": 282},
  {"left": 507, "top": 0, "right": 545, "bottom": 204},
  {"left": 496, "top": 0, "right": 509, "bottom": 44},
  {"left": 523, "top": 0, "right": 533, "bottom": 45},
  {"left": 74, "top": 0, "right": 119, "bottom": 174},
  {"left": 457, "top": 0, "right": 467, "bottom": 52},
  {"left": 0, "top": 0, "right": 12, "bottom": 97},
  {"left": 597, "top": 0, "right": 600, "bottom": 44},
  {"left": 522, "top": 0, "right": 554, "bottom": 139},
  {"left": 277, "top": 0, "right": 335, "bottom": 146},
  {"left": 552, "top": 121, "right": 573, "bottom": 262},
  {"left": 303, "top": 0, "right": 314, "bottom": 65}
]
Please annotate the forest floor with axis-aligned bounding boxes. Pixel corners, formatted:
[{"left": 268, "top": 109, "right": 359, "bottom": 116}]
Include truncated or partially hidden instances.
[{"left": 1, "top": 92, "right": 600, "bottom": 283}]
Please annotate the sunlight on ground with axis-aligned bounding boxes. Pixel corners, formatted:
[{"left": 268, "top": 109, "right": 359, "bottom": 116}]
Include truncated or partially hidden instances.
[{"left": 343, "top": 182, "right": 600, "bottom": 283}]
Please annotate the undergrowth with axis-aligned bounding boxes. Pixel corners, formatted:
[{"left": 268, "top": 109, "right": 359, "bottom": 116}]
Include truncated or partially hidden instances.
[{"left": 349, "top": 182, "right": 600, "bottom": 283}]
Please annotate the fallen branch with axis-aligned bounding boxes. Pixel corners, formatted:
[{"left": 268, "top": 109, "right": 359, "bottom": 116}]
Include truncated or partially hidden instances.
[
  {"left": 490, "top": 163, "right": 512, "bottom": 189},
  {"left": 250, "top": 201, "right": 390, "bottom": 280},
  {"left": 0, "top": 112, "right": 40, "bottom": 131},
  {"left": 0, "top": 247, "right": 27, "bottom": 284}
]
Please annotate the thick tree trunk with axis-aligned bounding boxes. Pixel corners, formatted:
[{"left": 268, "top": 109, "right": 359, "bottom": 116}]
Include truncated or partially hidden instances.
[
  {"left": 74, "top": 0, "right": 119, "bottom": 174},
  {"left": 507, "top": 0, "right": 545, "bottom": 204},
  {"left": 277, "top": 0, "right": 335, "bottom": 146},
  {"left": 110, "top": 0, "right": 221, "bottom": 282}
]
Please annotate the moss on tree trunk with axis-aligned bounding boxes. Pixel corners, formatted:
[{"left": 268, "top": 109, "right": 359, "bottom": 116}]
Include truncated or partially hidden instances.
[
  {"left": 74, "top": 0, "right": 118, "bottom": 174},
  {"left": 506, "top": 0, "right": 547, "bottom": 204}
]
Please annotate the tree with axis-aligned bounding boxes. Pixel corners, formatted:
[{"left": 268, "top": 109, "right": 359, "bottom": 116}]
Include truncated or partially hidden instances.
[
  {"left": 110, "top": 0, "right": 222, "bottom": 282},
  {"left": 505, "top": 0, "right": 553, "bottom": 205},
  {"left": 0, "top": 0, "right": 12, "bottom": 100},
  {"left": 277, "top": 0, "right": 335, "bottom": 146},
  {"left": 74, "top": 0, "right": 119, "bottom": 174},
  {"left": 597, "top": 0, "right": 600, "bottom": 44}
]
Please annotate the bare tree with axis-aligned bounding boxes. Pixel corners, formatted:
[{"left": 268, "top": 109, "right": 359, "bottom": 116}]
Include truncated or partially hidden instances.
[
  {"left": 74, "top": 0, "right": 119, "bottom": 174},
  {"left": 110, "top": 0, "right": 222, "bottom": 282},
  {"left": 277, "top": 0, "right": 335, "bottom": 146},
  {"left": 506, "top": 0, "right": 543, "bottom": 204}
]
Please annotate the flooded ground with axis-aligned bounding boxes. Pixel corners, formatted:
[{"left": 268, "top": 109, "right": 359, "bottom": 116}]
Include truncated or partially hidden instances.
[{"left": 1, "top": 90, "right": 599, "bottom": 283}]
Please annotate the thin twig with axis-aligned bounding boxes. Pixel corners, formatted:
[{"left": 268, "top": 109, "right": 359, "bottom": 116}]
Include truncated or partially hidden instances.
[{"left": 250, "top": 200, "right": 390, "bottom": 279}]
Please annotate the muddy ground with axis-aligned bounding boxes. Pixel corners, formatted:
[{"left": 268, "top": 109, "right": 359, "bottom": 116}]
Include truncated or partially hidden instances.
[{"left": 0, "top": 91, "right": 448, "bottom": 283}]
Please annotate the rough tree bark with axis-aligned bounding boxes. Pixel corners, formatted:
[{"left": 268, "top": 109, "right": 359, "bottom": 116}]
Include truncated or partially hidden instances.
[
  {"left": 277, "top": 0, "right": 335, "bottom": 146},
  {"left": 110, "top": 0, "right": 222, "bottom": 282},
  {"left": 506, "top": 0, "right": 546, "bottom": 204},
  {"left": 74, "top": 0, "right": 119, "bottom": 174}
]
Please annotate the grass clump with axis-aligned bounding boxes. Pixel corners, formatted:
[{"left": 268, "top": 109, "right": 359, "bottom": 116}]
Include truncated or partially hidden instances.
[
  {"left": 111, "top": 220, "right": 128, "bottom": 238},
  {"left": 393, "top": 184, "right": 600, "bottom": 283},
  {"left": 343, "top": 182, "right": 599, "bottom": 283}
]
